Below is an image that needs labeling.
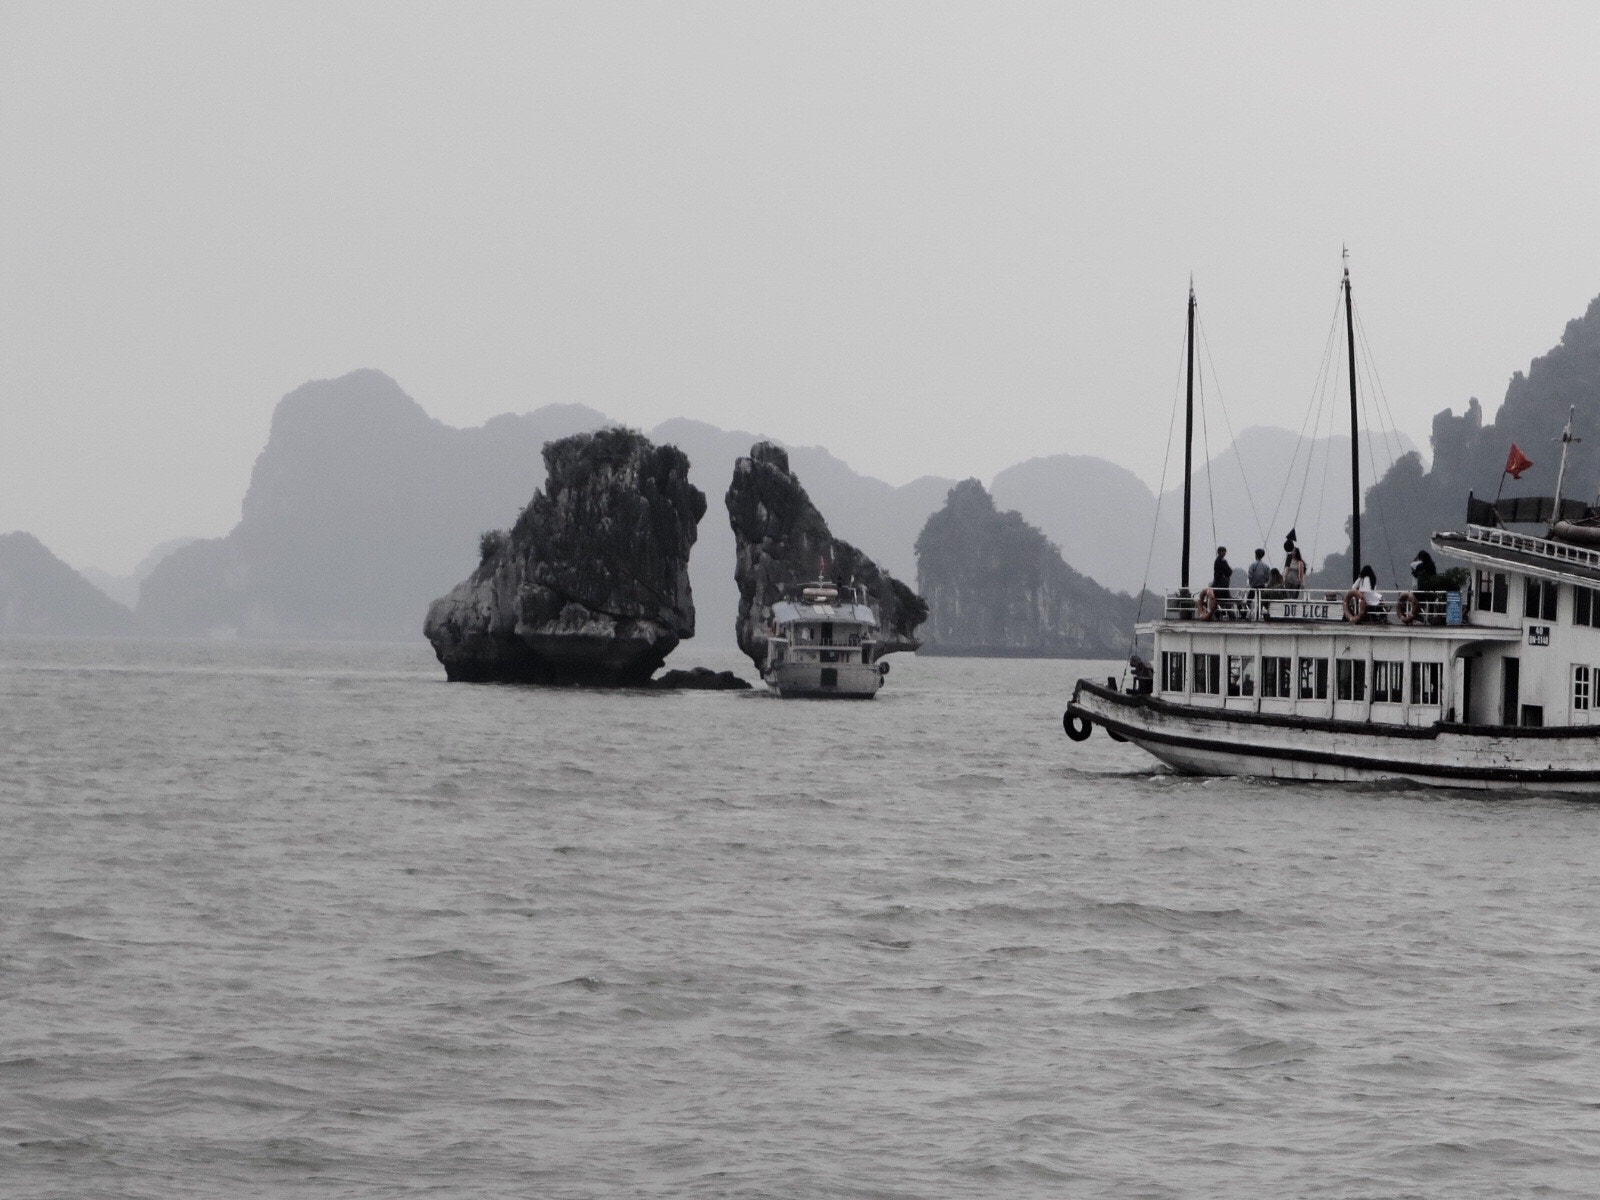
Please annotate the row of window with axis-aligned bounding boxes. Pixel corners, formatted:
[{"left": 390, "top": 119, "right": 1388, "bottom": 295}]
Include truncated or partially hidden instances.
[
  {"left": 1161, "top": 652, "right": 1442, "bottom": 705},
  {"left": 1476, "top": 570, "right": 1600, "bottom": 626}
]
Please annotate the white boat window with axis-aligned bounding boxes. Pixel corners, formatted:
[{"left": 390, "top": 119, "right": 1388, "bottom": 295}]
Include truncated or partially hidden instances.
[
  {"left": 1261, "top": 656, "right": 1292, "bottom": 699},
  {"left": 1576, "top": 587, "right": 1600, "bottom": 627},
  {"left": 1372, "top": 660, "right": 1405, "bottom": 703},
  {"left": 1476, "top": 570, "right": 1509, "bottom": 614},
  {"left": 1192, "top": 653, "right": 1222, "bottom": 695},
  {"left": 1336, "top": 659, "right": 1366, "bottom": 702},
  {"left": 1297, "top": 657, "right": 1329, "bottom": 700},
  {"left": 1410, "top": 662, "right": 1442, "bottom": 706},
  {"left": 1573, "top": 664, "right": 1591, "bottom": 712},
  {"left": 1227, "top": 655, "right": 1255, "bottom": 697},
  {"left": 1523, "top": 579, "right": 1558, "bottom": 621},
  {"left": 1161, "top": 651, "right": 1186, "bottom": 693}
]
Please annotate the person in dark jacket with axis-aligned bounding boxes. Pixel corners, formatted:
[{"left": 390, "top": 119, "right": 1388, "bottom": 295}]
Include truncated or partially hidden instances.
[
  {"left": 1410, "top": 549, "right": 1444, "bottom": 591},
  {"left": 1212, "top": 547, "right": 1234, "bottom": 616}
]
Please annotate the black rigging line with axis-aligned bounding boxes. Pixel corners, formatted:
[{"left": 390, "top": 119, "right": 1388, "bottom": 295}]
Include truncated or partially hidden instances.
[
  {"left": 1281, "top": 289, "right": 1345, "bottom": 556},
  {"left": 1196, "top": 359, "right": 1218, "bottom": 551},
  {"left": 1133, "top": 320, "right": 1191, "bottom": 631},
  {"left": 1196, "top": 314, "right": 1266, "bottom": 546},
  {"left": 1352, "top": 306, "right": 1405, "bottom": 584}
]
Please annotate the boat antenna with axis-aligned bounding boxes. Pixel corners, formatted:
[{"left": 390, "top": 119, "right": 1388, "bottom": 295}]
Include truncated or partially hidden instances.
[
  {"left": 1553, "top": 404, "right": 1579, "bottom": 527},
  {"left": 1342, "top": 249, "right": 1361, "bottom": 576},
  {"left": 1181, "top": 279, "right": 1196, "bottom": 593}
]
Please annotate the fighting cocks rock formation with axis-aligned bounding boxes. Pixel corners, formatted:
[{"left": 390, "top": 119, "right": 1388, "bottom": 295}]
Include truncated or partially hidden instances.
[
  {"left": 725, "top": 442, "right": 927, "bottom": 668},
  {"left": 424, "top": 428, "right": 706, "bottom": 684}
]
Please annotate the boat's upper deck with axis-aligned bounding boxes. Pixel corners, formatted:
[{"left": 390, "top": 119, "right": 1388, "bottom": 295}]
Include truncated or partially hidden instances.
[
  {"left": 1143, "top": 523, "right": 1600, "bottom": 640},
  {"left": 1433, "top": 523, "right": 1600, "bottom": 588},
  {"left": 771, "top": 600, "right": 878, "bottom": 627}
]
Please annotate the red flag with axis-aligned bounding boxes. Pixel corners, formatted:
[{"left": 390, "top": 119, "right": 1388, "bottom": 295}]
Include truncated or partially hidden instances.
[{"left": 1506, "top": 443, "right": 1533, "bottom": 479}]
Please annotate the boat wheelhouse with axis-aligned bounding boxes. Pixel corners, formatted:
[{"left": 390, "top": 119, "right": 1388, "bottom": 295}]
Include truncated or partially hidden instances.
[
  {"left": 762, "top": 582, "right": 888, "bottom": 698},
  {"left": 1063, "top": 266, "right": 1600, "bottom": 790}
]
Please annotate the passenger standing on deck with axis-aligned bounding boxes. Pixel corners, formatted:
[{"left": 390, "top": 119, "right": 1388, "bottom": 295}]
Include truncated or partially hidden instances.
[
  {"left": 1212, "top": 547, "right": 1234, "bottom": 617},
  {"left": 1283, "top": 547, "right": 1308, "bottom": 593},
  {"left": 1410, "top": 550, "right": 1443, "bottom": 591},
  {"left": 1246, "top": 549, "right": 1271, "bottom": 614}
]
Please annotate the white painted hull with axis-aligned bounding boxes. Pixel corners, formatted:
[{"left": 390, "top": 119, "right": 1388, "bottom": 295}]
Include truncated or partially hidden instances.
[
  {"left": 764, "top": 660, "right": 882, "bottom": 699},
  {"left": 1069, "top": 681, "right": 1600, "bottom": 793}
]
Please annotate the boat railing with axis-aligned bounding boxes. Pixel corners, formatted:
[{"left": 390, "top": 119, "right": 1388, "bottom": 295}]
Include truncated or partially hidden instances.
[
  {"left": 1161, "top": 588, "right": 1463, "bottom": 625},
  {"left": 1461, "top": 522, "right": 1600, "bottom": 570}
]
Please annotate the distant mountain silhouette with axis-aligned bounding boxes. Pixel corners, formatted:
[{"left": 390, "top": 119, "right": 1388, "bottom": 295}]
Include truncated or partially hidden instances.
[
  {"left": 991, "top": 426, "right": 1416, "bottom": 596},
  {"left": 1319, "top": 293, "right": 1600, "bottom": 588},
  {"left": 915, "top": 480, "right": 1142, "bottom": 656},
  {"left": 82, "top": 538, "right": 198, "bottom": 608},
  {"left": 0, "top": 532, "right": 135, "bottom": 635},
  {"left": 132, "top": 372, "right": 954, "bottom": 642},
  {"left": 989, "top": 455, "right": 1161, "bottom": 596},
  {"left": 138, "top": 370, "right": 608, "bottom": 638}
]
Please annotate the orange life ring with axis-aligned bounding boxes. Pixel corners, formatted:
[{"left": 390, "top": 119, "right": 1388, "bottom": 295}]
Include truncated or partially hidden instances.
[
  {"left": 1396, "top": 591, "right": 1419, "bottom": 625},
  {"left": 1343, "top": 589, "right": 1367, "bottom": 622},
  {"left": 1195, "top": 587, "right": 1219, "bottom": 621}
]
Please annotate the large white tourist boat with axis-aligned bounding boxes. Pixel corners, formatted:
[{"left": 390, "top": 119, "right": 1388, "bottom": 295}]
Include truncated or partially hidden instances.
[
  {"left": 1065, "top": 267, "right": 1600, "bottom": 790},
  {"left": 762, "top": 581, "right": 890, "bottom": 698}
]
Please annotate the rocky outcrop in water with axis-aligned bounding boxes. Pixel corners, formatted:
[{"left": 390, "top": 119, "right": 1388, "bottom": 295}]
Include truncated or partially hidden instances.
[
  {"left": 424, "top": 428, "right": 706, "bottom": 684},
  {"left": 652, "top": 667, "right": 752, "bottom": 690},
  {"left": 914, "top": 479, "right": 1142, "bottom": 657},
  {"left": 725, "top": 442, "right": 927, "bottom": 668}
]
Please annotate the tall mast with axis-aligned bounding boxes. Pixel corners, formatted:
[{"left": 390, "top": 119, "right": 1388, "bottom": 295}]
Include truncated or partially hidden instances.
[
  {"left": 1343, "top": 256, "right": 1361, "bottom": 575},
  {"left": 1554, "top": 404, "right": 1578, "bottom": 521},
  {"left": 1181, "top": 281, "right": 1196, "bottom": 592}
]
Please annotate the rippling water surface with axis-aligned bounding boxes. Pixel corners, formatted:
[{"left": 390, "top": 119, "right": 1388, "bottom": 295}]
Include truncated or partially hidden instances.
[{"left": 5, "top": 638, "right": 1600, "bottom": 1198}]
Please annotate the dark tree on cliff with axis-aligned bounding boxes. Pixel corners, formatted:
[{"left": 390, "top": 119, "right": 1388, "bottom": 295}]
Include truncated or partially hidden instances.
[
  {"left": 1319, "top": 293, "right": 1600, "bottom": 587},
  {"left": 914, "top": 479, "right": 1141, "bottom": 657}
]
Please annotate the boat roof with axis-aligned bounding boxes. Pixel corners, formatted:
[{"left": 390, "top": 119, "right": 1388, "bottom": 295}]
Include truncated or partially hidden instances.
[
  {"left": 772, "top": 600, "right": 879, "bottom": 626},
  {"left": 1434, "top": 524, "right": 1600, "bottom": 587}
]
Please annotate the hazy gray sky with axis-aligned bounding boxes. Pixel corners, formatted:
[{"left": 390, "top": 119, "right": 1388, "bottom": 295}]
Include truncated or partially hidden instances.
[{"left": 5, "top": 2, "right": 1599, "bottom": 573}]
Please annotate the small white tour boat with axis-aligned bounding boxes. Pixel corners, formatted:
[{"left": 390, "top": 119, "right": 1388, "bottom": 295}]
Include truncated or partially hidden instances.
[
  {"left": 1065, "top": 265, "right": 1600, "bottom": 791},
  {"left": 762, "top": 581, "right": 890, "bottom": 698}
]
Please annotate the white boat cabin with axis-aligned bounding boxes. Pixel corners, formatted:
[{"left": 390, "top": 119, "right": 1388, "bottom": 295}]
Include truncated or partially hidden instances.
[
  {"left": 764, "top": 583, "right": 884, "bottom": 697},
  {"left": 1146, "top": 524, "right": 1600, "bottom": 730}
]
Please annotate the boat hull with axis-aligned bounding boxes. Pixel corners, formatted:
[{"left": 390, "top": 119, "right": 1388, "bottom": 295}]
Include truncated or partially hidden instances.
[
  {"left": 1068, "top": 680, "right": 1600, "bottom": 792},
  {"left": 764, "top": 660, "right": 882, "bottom": 699}
]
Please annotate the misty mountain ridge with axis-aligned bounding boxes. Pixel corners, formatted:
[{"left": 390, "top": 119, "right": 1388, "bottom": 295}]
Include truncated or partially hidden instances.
[
  {"left": 81, "top": 538, "right": 199, "bottom": 608},
  {"left": 129, "top": 370, "right": 969, "bottom": 643},
  {"left": 12, "top": 367, "right": 1423, "bottom": 645}
]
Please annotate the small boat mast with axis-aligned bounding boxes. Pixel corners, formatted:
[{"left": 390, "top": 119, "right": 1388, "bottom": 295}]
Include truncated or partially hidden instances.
[
  {"left": 1181, "top": 280, "right": 1196, "bottom": 593},
  {"left": 1343, "top": 249, "right": 1361, "bottom": 575}
]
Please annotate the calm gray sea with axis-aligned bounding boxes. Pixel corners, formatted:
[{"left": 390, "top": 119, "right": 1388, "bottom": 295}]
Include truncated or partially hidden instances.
[{"left": 4, "top": 637, "right": 1600, "bottom": 1199}]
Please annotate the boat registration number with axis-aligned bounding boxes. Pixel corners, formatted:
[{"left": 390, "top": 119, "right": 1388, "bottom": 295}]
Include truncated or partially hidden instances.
[{"left": 1271, "top": 600, "right": 1343, "bottom": 622}]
